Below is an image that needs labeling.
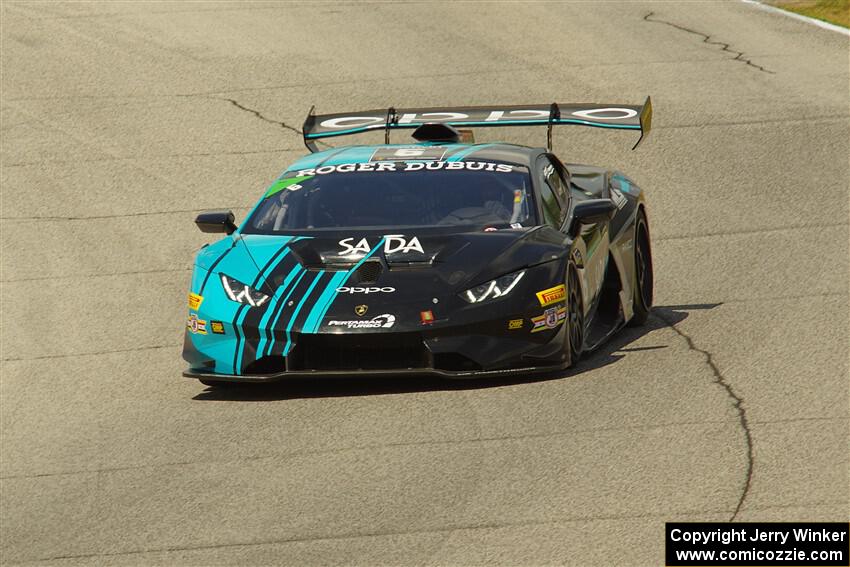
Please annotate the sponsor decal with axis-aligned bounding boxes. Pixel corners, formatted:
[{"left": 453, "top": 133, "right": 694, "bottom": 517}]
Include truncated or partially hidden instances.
[
  {"left": 536, "top": 284, "right": 566, "bottom": 307},
  {"left": 317, "top": 108, "right": 638, "bottom": 132},
  {"left": 337, "top": 286, "right": 395, "bottom": 294},
  {"left": 354, "top": 304, "right": 368, "bottom": 316},
  {"left": 339, "top": 235, "right": 423, "bottom": 256},
  {"left": 187, "top": 313, "right": 207, "bottom": 335},
  {"left": 328, "top": 314, "right": 396, "bottom": 329},
  {"left": 420, "top": 310, "right": 435, "bottom": 325},
  {"left": 612, "top": 174, "right": 632, "bottom": 194},
  {"left": 531, "top": 306, "right": 567, "bottom": 333},
  {"left": 210, "top": 321, "right": 226, "bottom": 335},
  {"left": 508, "top": 318, "right": 524, "bottom": 330},
  {"left": 295, "top": 161, "right": 515, "bottom": 177},
  {"left": 188, "top": 292, "right": 203, "bottom": 311},
  {"left": 610, "top": 187, "right": 627, "bottom": 209},
  {"left": 264, "top": 175, "right": 314, "bottom": 199}
]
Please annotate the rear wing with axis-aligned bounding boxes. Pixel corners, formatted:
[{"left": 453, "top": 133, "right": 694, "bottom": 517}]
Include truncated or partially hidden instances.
[{"left": 301, "top": 97, "right": 652, "bottom": 152}]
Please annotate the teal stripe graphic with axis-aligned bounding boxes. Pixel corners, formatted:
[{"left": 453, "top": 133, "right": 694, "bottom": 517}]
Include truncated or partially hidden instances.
[
  {"left": 256, "top": 264, "right": 304, "bottom": 357},
  {"left": 301, "top": 238, "right": 386, "bottom": 334},
  {"left": 301, "top": 271, "right": 348, "bottom": 333},
  {"left": 264, "top": 269, "right": 308, "bottom": 357},
  {"left": 229, "top": 238, "right": 297, "bottom": 374},
  {"left": 243, "top": 236, "right": 293, "bottom": 274},
  {"left": 256, "top": 247, "right": 291, "bottom": 288},
  {"left": 233, "top": 304, "right": 253, "bottom": 374},
  {"left": 280, "top": 272, "right": 325, "bottom": 356}
]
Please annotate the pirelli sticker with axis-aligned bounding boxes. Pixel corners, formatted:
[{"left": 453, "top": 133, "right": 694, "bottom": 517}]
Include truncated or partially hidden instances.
[
  {"left": 188, "top": 292, "right": 203, "bottom": 311},
  {"left": 536, "top": 284, "right": 565, "bottom": 307}
]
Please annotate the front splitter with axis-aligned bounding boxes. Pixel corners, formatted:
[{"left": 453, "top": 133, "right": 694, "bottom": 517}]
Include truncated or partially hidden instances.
[{"left": 184, "top": 363, "right": 566, "bottom": 383}]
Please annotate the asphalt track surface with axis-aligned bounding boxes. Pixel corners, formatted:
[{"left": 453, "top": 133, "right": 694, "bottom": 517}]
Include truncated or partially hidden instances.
[{"left": 1, "top": 2, "right": 848, "bottom": 565}]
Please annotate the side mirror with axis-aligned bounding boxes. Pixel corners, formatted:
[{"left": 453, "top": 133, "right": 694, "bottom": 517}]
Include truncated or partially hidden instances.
[
  {"left": 568, "top": 199, "right": 617, "bottom": 236},
  {"left": 195, "top": 210, "right": 237, "bottom": 234}
]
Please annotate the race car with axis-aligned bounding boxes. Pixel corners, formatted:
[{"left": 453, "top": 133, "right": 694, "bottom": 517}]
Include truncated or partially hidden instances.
[{"left": 183, "top": 100, "right": 654, "bottom": 385}]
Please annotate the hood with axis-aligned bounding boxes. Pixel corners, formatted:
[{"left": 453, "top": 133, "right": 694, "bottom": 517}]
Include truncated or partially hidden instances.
[
  {"left": 194, "top": 226, "right": 570, "bottom": 336},
  {"left": 236, "top": 226, "right": 569, "bottom": 295}
]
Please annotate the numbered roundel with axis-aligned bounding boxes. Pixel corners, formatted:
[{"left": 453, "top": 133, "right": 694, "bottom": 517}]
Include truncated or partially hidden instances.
[{"left": 369, "top": 147, "right": 449, "bottom": 162}]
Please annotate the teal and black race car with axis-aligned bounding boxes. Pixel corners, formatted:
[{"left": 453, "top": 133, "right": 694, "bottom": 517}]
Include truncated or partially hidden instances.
[{"left": 183, "top": 100, "right": 654, "bottom": 386}]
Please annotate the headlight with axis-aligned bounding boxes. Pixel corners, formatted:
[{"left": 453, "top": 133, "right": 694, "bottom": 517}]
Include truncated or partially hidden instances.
[
  {"left": 220, "top": 274, "right": 270, "bottom": 307},
  {"left": 461, "top": 270, "right": 526, "bottom": 304}
]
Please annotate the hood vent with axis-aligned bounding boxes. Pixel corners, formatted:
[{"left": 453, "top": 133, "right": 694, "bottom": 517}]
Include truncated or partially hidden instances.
[{"left": 351, "top": 260, "right": 383, "bottom": 284}]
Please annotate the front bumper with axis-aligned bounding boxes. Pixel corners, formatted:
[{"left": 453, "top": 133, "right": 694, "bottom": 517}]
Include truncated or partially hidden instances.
[
  {"left": 183, "top": 259, "right": 570, "bottom": 381},
  {"left": 183, "top": 325, "right": 569, "bottom": 382}
]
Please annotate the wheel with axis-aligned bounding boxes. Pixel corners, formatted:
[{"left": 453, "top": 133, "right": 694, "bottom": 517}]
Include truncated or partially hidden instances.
[
  {"left": 629, "top": 209, "right": 653, "bottom": 326},
  {"left": 566, "top": 263, "right": 585, "bottom": 366}
]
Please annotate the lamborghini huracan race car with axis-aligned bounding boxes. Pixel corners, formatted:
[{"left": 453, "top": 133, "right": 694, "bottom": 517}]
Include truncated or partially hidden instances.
[{"left": 183, "top": 100, "right": 654, "bottom": 385}]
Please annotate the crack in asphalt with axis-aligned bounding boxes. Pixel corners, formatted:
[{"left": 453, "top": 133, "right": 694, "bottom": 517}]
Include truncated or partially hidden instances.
[
  {"left": 2, "top": 147, "right": 300, "bottom": 168},
  {"left": 14, "top": 500, "right": 847, "bottom": 564},
  {"left": 1, "top": 344, "right": 179, "bottom": 362},
  {"left": 8, "top": 2, "right": 400, "bottom": 22},
  {"left": 653, "top": 312, "right": 754, "bottom": 521},
  {"left": 644, "top": 12, "right": 775, "bottom": 74},
  {"left": 216, "top": 96, "right": 305, "bottom": 137},
  {"left": 9, "top": 510, "right": 735, "bottom": 563},
  {"left": 4, "top": 415, "right": 846, "bottom": 482},
  {"left": 2, "top": 66, "right": 523, "bottom": 102},
  {"left": 1, "top": 267, "right": 192, "bottom": 283},
  {"left": 185, "top": 95, "right": 331, "bottom": 150},
  {"left": 0, "top": 208, "right": 203, "bottom": 221},
  {"left": 0, "top": 417, "right": 734, "bottom": 480},
  {"left": 0, "top": 207, "right": 253, "bottom": 221},
  {"left": 712, "top": 291, "right": 847, "bottom": 304},
  {"left": 655, "top": 221, "right": 849, "bottom": 241}
]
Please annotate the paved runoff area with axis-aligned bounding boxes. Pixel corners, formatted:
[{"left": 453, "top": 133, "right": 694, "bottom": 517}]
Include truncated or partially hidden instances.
[{"left": 1, "top": 2, "right": 848, "bottom": 565}]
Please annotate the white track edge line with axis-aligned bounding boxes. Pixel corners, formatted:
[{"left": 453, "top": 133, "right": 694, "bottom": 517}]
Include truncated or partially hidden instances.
[{"left": 741, "top": 0, "right": 850, "bottom": 36}]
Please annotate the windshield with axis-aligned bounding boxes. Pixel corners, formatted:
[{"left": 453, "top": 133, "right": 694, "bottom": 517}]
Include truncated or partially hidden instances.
[{"left": 244, "top": 161, "right": 533, "bottom": 233}]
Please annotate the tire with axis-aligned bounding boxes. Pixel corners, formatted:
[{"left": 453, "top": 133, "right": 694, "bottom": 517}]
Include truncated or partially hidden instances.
[
  {"left": 629, "top": 209, "right": 653, "bottom": 326},
  {"left": 566, "top": 262, "right": 585, "bottom": 366}
]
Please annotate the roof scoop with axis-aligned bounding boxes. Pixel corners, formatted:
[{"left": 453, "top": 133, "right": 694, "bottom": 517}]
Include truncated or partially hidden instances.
[{"left": 411, "top": 123, "right": 460, "bottom": 143}]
